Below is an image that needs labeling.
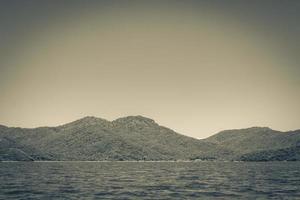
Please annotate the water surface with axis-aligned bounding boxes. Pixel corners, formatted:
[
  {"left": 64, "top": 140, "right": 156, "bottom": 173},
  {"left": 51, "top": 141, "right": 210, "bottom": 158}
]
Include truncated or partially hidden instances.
[{"left": 1, "top": 161, "right": 300, "bottom": 199}]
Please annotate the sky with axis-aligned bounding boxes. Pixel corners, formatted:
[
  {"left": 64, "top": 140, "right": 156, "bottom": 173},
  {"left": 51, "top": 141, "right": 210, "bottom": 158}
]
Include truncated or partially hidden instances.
[{"left": 0, "top": 0, "right": 299, "bottom": 138}]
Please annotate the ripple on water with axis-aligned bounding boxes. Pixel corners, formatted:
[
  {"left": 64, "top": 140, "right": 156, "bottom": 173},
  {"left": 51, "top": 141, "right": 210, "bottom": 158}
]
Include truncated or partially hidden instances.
[{"left": 1, "top": 161, "right": 300, "bottom": 199}]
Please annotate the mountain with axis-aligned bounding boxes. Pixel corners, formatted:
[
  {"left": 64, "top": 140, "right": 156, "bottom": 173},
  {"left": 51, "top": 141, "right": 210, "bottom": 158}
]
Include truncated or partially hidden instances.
[
  {"left": 239, "top": 146, "right": 300, "bottom": 161},
  {"left": 204, "top": 127, "right": 300, "bottom": 159},
  {"left": 0, "top": 116, "right": 230, "bottom": 161},
  {"left": 1, "top": 117, "right": 299, "bottom": 161}
]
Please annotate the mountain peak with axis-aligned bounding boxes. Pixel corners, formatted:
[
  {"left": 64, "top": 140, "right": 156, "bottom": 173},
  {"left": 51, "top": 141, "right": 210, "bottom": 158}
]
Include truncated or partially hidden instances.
[
  {"left": 248, "top": 126, "right": 271, "bottom": 129},
  {"left": 79, "top": 116, "right": 101, "bottom": 122},
  {"left": 216, "top": 126, "right": 273, "bottom": 134},
  {"left": 59, "top": 116, "right": 110, "bottom": 129},
  {"left": 245, "top": 126, "right": 273, "bottom": 132},
  {"left": 113, "top": 115, "right": 157, "bottom": 127}
]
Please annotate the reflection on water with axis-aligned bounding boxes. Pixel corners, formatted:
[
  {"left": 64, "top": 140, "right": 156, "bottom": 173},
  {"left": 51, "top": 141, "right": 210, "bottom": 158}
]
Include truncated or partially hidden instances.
[{"left": 1, "top": 161, "right": 300, "bottom": 199}]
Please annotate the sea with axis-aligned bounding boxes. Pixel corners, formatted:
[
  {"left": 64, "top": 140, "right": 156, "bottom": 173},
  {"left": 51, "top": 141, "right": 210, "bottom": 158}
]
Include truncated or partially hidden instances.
[{"left": 1, "top": 161, "right": 300, "bottom": 199}]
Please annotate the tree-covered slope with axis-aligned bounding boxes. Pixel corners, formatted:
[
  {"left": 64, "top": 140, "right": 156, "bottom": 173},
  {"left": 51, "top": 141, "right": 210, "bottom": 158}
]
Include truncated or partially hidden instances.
[
  {"left": 204, "top": 127, "right": 300, "bottom": 158},
  {"left": 1, "top": 117, "right": 299, "bottom": 161},
  {"left": 0, "top": 116, "right": 229, "bottom": 161},
  {"left": 239, "top": 146, "right": 300, "bottom": 161}
]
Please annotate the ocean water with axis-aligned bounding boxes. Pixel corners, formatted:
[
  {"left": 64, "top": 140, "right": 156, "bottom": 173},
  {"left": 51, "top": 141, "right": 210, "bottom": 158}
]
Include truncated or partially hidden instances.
[{"left": 0, "top": 161, "right": 300, "bottom": 199}]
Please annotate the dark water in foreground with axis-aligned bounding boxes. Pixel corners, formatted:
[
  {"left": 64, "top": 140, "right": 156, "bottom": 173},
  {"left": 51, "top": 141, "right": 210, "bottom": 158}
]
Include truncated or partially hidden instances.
[{"left": 1, "top": 161, "right": 300, "bottom": 199}]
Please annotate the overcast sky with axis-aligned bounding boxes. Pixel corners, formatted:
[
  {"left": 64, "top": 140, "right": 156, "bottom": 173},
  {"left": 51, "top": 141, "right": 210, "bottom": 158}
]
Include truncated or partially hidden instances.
[{"left": 0, "top": 0, "right": 299, "bottom": 138}]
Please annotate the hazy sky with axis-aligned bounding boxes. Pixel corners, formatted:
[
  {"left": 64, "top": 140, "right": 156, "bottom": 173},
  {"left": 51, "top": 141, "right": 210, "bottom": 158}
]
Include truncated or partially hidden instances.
[{"left": 0, "top": 0, "right": 299, "bottom": 138}]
